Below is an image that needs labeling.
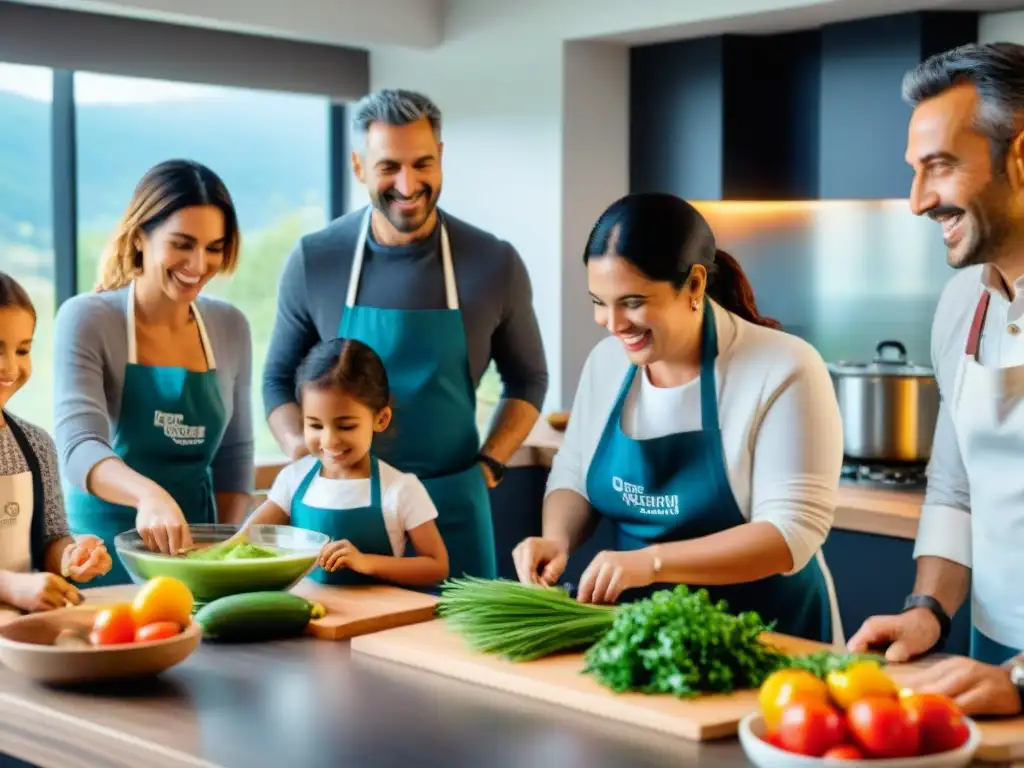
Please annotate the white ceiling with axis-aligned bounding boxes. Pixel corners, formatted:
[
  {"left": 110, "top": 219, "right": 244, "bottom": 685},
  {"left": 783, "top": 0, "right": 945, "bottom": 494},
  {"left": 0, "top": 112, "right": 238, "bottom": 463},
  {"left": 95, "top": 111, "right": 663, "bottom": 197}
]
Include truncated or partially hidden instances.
[{"left": 1, "top": 0, "right": 1022, "bottom": 49}]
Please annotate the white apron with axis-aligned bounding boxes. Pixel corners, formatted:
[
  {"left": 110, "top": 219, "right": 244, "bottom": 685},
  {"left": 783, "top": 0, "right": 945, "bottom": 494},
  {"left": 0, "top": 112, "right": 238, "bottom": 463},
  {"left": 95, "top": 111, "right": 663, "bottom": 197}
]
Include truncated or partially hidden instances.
[
  {"left": 0, "top": 469, "right": 33, "bottom": 574},
  {"left": 952, "top": 290, "right": 1024, "bottom": 652}
]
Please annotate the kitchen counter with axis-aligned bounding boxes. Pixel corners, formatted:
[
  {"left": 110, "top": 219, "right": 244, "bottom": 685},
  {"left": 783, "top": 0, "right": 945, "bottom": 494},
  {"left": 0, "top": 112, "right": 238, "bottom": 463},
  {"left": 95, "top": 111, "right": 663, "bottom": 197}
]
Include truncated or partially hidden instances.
[{"left": 0, "top": 630, "right": 768, "bottom": 768}]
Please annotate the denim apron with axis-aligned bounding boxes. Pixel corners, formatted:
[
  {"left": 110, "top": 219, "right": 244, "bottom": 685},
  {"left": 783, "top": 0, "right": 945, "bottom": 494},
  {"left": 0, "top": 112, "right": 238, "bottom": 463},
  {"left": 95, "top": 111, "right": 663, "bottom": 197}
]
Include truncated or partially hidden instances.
[
  {"left": 290, "top": 455, "right": 393, "bottom": 586},
  {"left": 584, "top": 299, "right": 833, "bottom": 642},
  {"left": 337, "top": 208, "right": 496, "bottom": 580},
  {"left": 66, "top": 282, "right": 228, "bottom": 585},
  {"left": 951, "top": 291, "right": 1024, "bottom": 665}
]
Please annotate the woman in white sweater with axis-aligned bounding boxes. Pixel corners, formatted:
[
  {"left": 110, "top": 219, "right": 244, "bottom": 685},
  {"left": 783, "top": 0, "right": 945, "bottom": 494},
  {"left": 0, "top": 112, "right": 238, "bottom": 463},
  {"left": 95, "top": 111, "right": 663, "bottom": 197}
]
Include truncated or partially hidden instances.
[{"left": 512, "top": 193, "right": 844, "bottom": 643}]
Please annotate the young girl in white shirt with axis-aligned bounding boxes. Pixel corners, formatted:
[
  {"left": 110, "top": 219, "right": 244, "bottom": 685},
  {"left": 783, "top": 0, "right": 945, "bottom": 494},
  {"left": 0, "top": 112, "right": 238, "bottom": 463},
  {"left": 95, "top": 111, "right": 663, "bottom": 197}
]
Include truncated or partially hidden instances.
[
  {"left": 0, "top": 271, "right": 111, "bottom": 611},
  {"left": 246, "top": 338, "right": 448, "bottom": 587}
]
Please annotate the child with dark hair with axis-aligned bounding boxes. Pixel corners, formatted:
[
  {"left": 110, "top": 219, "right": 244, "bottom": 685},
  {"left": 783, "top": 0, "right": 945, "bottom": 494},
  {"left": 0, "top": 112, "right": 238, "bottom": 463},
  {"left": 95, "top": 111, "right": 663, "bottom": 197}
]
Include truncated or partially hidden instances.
[
  {"left": 246, "top": 338, "right": 448, "bottom": 587},
  {"left": 0, "top": 271, "right": 111, "bottom": 611}
]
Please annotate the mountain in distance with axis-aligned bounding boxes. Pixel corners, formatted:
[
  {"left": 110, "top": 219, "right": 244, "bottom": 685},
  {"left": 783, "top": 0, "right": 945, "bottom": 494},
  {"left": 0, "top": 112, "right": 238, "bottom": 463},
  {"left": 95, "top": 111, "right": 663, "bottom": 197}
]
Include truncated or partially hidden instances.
[{"left": 0, "top": 87, "right": 331, "bottom": 250}]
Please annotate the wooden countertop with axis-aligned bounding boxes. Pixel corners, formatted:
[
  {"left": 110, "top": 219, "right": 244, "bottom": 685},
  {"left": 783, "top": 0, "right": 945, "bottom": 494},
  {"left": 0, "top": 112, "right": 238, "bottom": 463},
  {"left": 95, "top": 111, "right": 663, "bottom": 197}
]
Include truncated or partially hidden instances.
[{"left": 0, "top": 620, "right": 753, "bottom": 768}]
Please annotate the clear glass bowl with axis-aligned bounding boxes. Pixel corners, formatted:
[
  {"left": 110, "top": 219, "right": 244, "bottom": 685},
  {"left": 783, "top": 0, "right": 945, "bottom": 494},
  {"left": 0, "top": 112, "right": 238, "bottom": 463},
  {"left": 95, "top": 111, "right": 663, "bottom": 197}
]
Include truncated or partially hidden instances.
[{"left": 114, "top": 524, "right": 329, "bottom": 605}]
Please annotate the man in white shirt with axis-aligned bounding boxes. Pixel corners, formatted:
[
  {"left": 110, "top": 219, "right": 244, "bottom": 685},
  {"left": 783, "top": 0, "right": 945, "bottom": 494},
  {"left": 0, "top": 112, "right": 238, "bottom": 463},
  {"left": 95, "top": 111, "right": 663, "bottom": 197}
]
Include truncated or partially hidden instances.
[{"left": 848, "top": 42, "right": 1024, "bottom": 716}]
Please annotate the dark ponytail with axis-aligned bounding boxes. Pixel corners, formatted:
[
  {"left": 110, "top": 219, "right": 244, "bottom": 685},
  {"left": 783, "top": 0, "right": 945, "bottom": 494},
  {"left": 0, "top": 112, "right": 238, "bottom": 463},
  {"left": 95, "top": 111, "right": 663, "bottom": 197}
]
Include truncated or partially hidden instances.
[
  {"left": 707, "top": 249, "right": 779, "bottom": 330},
  {"left": 583, "top": 192, "right": 778, "bottom": 330}
]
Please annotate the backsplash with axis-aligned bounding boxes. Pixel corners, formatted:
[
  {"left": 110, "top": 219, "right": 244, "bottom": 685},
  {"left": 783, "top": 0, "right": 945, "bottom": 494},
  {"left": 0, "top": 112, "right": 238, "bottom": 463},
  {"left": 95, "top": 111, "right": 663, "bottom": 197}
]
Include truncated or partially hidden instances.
[{"left": 694, "top": 200, "right": 952, "bottom": 367}]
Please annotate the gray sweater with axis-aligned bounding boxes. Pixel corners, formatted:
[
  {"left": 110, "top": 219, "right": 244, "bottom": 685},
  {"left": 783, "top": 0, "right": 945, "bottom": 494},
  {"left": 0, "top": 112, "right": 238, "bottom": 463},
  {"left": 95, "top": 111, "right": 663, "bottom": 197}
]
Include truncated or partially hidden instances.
[
  {"left": 0, "top": 414, "right": 69, "bottom": 544},
  {"left": 262, "top": 206, "right": 549, "bottom": 417},
  {"left": 52, "top": 287, "right": 254, "bottom": 494}
]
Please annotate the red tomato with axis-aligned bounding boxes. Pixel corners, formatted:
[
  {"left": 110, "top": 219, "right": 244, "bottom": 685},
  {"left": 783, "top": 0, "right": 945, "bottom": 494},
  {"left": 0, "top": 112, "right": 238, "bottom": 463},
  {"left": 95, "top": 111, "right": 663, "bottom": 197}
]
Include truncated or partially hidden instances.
[
  {"left": 135, "top": 621, "right": 181, "bottom": 643},
  {"left": 823, "top": 744, "right": 866, "bottom": 760},
  {"left": 901, "top": 693, "right": 971, "bottom": 754},
  {"left": 761, "top": 730, "right": 784, "bottom": 749},
  {"left": 848, "top": 697, "right": 921, "bottom": 758},
  {"left": 777, "top": 700, "right": 847, "bottom": 757},
  {"left": 90, "top": 603, "right": 136, "bottom": 646}
]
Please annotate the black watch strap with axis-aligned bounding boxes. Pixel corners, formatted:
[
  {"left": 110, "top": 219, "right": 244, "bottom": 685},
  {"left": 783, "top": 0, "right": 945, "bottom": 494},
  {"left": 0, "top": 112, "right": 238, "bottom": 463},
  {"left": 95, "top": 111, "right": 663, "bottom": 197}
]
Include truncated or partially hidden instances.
[
  {"left": 477, "top": 453, "right": 506, "bottom": 484},
  {"left": 902, "top": 594, "right": 951, "bottom": 651}
]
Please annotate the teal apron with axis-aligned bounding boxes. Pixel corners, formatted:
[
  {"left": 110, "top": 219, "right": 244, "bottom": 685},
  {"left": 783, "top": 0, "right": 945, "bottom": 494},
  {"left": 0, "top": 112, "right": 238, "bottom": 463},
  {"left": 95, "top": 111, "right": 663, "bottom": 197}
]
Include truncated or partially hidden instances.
[
  {"left": 67, "top": 282, "right": 228, "bottom": 586},
  {"left": 290, "top": 455, "right": 393, "bottom": 585},
  {"left": 584, "top": 299, "right": 833, "bottom": 642},
  {"left": 337, "top": 208, "right": 496, "bottom": 580}
]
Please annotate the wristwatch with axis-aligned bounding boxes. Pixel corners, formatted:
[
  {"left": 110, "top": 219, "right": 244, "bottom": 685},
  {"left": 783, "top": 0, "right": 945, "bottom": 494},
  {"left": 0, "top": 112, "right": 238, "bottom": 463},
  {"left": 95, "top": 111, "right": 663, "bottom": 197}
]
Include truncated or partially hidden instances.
[
  {"left": 477, "top": 453, "right": 507, "bottom": 486},
  {"left": 902, "top": 594, "right": 952, "bottom": 653}
]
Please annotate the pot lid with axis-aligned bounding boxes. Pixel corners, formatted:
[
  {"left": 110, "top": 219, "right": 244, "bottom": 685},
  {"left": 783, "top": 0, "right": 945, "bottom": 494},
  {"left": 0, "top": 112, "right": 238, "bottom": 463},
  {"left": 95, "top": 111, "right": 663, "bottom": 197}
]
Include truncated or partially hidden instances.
[{"left": 829, "top": 340, "right": 934, "bottom": 378}]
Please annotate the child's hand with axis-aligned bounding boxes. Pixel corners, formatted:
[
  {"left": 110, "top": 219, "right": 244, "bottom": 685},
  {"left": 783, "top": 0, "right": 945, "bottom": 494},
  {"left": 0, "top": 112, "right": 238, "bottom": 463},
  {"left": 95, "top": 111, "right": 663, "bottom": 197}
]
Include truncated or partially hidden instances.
[
  {"left": 1, "top": 572, "right": 81, "bottom": 612},
  {"left": 318, "top": 540, "right": 369, "bottom": 574},
  {"left": 61, "top": 535, "right": 113, "bottom": 583}
]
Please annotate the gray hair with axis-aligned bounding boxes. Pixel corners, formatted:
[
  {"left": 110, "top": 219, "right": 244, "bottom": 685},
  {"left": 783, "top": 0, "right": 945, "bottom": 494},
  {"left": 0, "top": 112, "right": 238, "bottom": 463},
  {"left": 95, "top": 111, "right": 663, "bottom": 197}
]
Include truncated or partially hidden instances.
[
  {"left": 902, "top": 42, "right": 1024, "bottom": 167},
  {"left": 350, "top": 89, "right": 442, "bottom": 147}
]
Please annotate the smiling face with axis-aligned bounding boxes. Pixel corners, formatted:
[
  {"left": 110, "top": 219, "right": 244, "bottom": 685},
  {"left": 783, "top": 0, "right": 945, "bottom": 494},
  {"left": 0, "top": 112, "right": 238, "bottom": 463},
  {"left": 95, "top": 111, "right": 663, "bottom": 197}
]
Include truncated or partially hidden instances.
[
  {"left": 351, "top": 117, "right": 443, "bottom": 239},
  {"left": 0, "top": 306, "right": 34, "bottom": 411},
  {"left": 134, "top": 205, "right": 227, "bottom": 304},
  {"left": 588, "top": 253, "right": 704, "bottom": 367},
  {"left": 906, "top": 83, "right": 1021, "bottom": 269},
  {"left": 301, "top": 386, "right": 391, "bottom": 477}
]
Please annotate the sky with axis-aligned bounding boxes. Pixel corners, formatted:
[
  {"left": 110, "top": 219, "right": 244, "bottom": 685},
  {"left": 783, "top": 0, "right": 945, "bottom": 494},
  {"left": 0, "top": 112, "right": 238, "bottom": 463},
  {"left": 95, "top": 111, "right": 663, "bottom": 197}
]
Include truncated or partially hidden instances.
[{"left": 0, "top": 62, "right": 222, "bottom": 104}]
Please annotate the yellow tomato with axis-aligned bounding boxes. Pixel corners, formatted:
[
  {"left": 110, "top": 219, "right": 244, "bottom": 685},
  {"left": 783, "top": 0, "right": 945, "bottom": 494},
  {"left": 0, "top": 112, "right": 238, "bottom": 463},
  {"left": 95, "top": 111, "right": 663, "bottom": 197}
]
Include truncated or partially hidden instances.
[
  {"left": 759, "top": 670, "right": 829, "bottom": 731},
  {"left": 826, "top": 661, "right": 899, "bottom": 709},
  {"left": 132, "top": 576, "right": 194, "bottom": 627}
]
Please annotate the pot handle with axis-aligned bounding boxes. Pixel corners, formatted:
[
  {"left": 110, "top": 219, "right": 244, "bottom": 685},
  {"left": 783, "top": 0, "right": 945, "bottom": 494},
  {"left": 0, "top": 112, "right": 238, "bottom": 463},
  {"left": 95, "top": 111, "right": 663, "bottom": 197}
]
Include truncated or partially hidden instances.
[{"left": 874, "top": 340, "right": 908, "bottom": 364}]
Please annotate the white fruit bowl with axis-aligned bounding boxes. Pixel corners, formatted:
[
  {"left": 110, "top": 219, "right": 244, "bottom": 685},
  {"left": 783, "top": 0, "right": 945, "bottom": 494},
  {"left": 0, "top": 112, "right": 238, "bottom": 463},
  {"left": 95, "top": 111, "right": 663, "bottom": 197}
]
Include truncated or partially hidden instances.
[{"left": 738, "top": 712, "right": 981, "bottom": 768}]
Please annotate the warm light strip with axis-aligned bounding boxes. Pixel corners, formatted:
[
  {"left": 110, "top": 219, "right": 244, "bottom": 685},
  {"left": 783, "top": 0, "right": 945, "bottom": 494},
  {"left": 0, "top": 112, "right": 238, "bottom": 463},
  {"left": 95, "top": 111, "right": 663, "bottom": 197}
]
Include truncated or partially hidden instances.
[{"left": 692, "top": 199, "right": 909, "bottom": 215}]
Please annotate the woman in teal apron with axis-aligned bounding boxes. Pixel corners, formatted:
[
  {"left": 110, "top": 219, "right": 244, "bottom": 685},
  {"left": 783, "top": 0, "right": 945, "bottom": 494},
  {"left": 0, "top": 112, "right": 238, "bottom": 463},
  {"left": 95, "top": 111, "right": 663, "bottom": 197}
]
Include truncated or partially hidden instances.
[
  {"left": 512, "top": 193, "right": 844, "bottom": 644},
  {"left": 242, "top": 337, "right": 449, "bottom": 588},
  {"left": 54, "top": 161, "right": 255, "bottom": 586}
]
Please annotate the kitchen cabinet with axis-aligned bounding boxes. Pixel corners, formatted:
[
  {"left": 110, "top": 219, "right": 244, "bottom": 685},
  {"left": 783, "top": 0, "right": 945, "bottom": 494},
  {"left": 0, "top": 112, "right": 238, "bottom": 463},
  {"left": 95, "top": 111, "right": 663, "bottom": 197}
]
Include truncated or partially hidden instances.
[
  {"left": 817, "top": 12, "right": 978, "bottom": 200},
  {"left": 629, "top": 11, "right": 978, "bottom": 202},
  {"left": 630, "top": 32, "right": 819, "bottom": 201},
  {"left": 822, "top": 529, "right": 971, "bottom": 656}
]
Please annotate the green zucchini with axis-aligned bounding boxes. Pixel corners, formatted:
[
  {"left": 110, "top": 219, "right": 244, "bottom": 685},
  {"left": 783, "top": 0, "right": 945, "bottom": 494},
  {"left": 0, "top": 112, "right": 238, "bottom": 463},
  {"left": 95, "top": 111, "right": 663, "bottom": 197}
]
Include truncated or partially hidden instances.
[{"left": 194, "top": 592, "right": 325, "bottom": 642}]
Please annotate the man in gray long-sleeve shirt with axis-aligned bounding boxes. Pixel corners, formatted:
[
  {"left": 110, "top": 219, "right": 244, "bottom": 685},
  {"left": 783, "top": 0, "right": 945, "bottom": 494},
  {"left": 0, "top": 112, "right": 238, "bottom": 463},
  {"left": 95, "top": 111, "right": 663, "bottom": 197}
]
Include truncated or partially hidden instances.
[{"left": 262, "top": 89, "right": 548, "bottom": 580}]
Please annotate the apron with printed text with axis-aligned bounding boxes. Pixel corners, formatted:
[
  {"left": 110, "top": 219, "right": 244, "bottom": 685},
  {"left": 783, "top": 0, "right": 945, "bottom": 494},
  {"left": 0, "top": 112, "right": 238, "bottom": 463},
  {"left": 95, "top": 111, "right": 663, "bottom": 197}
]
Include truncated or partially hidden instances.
[
  {"left": 584, "top": 300, "right": 840, "bottom": 643},
  {"left": 66, "top": 283, "right": 228, "bottom": 585}
]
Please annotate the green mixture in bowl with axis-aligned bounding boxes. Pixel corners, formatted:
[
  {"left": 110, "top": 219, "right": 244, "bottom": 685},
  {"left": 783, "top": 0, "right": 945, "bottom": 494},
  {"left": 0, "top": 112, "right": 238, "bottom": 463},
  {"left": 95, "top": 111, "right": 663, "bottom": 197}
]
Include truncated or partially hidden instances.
[{"left": 185, "top": 542, "right": 280, "bottom": 561}]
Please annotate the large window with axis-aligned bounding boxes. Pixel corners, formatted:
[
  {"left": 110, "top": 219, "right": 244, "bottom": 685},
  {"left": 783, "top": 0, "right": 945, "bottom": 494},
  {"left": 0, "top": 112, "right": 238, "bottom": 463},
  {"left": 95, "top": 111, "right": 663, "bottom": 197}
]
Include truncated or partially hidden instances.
[
  {"left": 73, "top": 73, "right": 330, "bottom": 460},
  {"left": 0, "top": 63, "right": 55, "bottom": 432}
]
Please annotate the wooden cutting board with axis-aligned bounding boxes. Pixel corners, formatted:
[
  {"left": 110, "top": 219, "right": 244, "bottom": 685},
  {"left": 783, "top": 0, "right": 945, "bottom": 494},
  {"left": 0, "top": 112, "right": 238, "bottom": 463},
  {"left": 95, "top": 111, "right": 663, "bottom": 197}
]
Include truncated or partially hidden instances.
[
  {"left": 351, "top": 619, "right": 1024, "bottom": 760},
  {"left": 290, "top": 581, "right": 437, "bottom": 640},
  {"left": 78, "top": 581, "right": 438, "bottom": 642}
]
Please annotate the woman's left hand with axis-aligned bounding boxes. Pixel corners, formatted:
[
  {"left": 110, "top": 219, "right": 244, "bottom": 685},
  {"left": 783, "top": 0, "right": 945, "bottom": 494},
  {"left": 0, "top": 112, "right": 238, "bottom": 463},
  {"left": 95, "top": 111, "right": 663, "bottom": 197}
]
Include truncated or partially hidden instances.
[
  {"left": 318, "top": 540, "right": 368, "bottom": 575},
  {"left": 577, "top": 549, "right": 656, "bottom": 604},
  {"left": 61, "top": 535, "right": 113, "bottom": 582}
]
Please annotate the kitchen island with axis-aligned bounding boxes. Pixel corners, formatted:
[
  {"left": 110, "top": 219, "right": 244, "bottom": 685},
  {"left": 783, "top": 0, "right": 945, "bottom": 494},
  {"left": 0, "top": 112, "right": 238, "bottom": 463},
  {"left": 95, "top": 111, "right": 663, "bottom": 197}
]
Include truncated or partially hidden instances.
[{"left": 0, "top": 631, "right": 762, "bottom": 768}]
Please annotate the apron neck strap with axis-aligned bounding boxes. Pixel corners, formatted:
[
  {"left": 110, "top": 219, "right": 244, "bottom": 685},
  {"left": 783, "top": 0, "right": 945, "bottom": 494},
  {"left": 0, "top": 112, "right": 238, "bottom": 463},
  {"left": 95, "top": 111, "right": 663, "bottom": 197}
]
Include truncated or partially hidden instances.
[
  {"left": 698, "top": 299, "right": 720, "bottom": 431},
  {"left": 965, "top": 290, "right": 992, "bottom": 362},
  {"left": 346, "top": 208, "right": 458, "bottom": 311},
  {"left": 127, "top": 281, "right": 217, "bottom": 369}
]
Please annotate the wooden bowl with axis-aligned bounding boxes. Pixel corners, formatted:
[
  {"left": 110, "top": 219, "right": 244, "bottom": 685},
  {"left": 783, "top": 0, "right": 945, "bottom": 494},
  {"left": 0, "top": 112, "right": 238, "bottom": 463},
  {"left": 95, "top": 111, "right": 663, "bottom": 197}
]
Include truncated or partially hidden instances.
[{"left": 0, "top": 607, "right": 201, "bottom": 684}]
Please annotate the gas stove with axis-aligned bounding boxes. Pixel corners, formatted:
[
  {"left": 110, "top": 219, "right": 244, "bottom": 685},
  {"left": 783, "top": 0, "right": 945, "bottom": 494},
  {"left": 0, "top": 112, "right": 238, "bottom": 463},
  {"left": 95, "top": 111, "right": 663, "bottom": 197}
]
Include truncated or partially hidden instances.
[{"left": 841, "top": 461, "right": 928, "bottom": 489}]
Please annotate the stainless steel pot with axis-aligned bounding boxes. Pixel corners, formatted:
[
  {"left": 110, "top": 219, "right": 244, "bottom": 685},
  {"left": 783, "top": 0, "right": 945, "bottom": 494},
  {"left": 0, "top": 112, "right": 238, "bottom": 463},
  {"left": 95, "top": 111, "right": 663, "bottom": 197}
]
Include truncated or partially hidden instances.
[{"left": 828, "top": 340, "right": 939, "bottom": 463}]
